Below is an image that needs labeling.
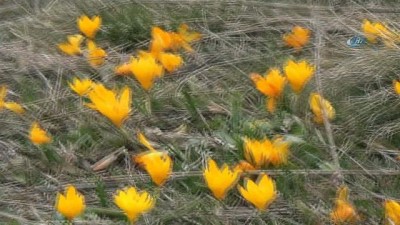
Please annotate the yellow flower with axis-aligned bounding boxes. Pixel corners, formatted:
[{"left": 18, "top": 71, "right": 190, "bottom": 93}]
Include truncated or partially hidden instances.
[
  {"left": 284, "top": 59, "right": 315, "bottom": 94},
  {"left": 385, "top": 200, "right": 400, "bottom": 225},
  {"left": 203, "top": 158, "right": 240, "bottom": 200},
  {"left": 243, "top": 137, "right": 290, "bottom": 168},
  {"left": 150, "top": 27, "right": 175, "bottom": 55},
  {"left": 29, "top": 122, "right": 52, "bottom": 145},
  {"left": 250, "top": 69, "right": 286, "bottom": 113},
  {"left": 68, "top": 77, "right": 93, "bottom": 96},
  {"left": 58, "top": 34, "right": 84, "bottom": 56},
  {"left": 85, "top": 84, "right": 131, "bottom": 127},
  {"left": 3, "top": 102, "right": 25, "bottom": 114},
  {"left": 133, "top": 133, "right": 172, "bottom": 186},
  {"left": 87, "top": 40, "right": 106, "bottom": 67},
  {"left": 309, "top": 93, "right": 335, "bottom": 124},
  {"left": 362, "top": 19, "right": 394, "bottom": 43},
  {"left": 233, "top": 160, "right": 256, "bottom": 174},
  {"left": 55, "top": 185, "right": 85, "bottom": 221},
  {"left": 174, "top": 23, "right": 202, "bottom": 52},
  {"left": 114, "top": 186, "right": 155, "bottom": 222},
  {"left": 77, "top": 15, "right": 101, "bottom": 39},
  {"left": 130, "top": 51, "right": 164, "bottom": 91},
  {"left": 158, "top": 52, "right": 183, "bottom": 73},
  {"left": 330, "top": 186, "right": 359, "bottom": 224},
  {"left": 394, "top": 80, "right": 400, "bottom": 95},
  {"left": 283, "top": 26, "right": 311, "bottom": 51},
  {"left": 238, "top": 173, "right": 277, "bottom": 210},
  {"left": 0, "top": 85, "right": 25, "bottom": 114},
  {"left": 115, "top": 59, "right": 134, "bottom": 76}
]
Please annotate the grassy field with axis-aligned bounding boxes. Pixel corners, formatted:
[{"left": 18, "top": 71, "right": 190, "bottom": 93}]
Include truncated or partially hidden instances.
[{"left": 1, "top": 0, "right": 400, "bottom": 224}]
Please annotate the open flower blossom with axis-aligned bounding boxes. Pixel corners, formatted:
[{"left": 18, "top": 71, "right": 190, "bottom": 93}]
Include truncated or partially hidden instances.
[
  {"left": 250, "top": 68, "right": 286, "bottom": 113},
  {"left": 0, "top": 85, "right": 25, "bottom": 114},
  {"left": 114, "top": 186, "right": 155, "bottom": 223},
  {"left": 309, "top": 93, "right": 335, "bottom": 124},
  {"left": 233, "top": 160, "right": 256, "bottom": 174},
  {"left": 68, "top": 77, "right": 93, "bottom": 96},
  {"left": 130, "top": 51, "right": 164, "bottom": 91},
  {"left": 78, "top": 15, "right": 101, "bottom": 39},
  {"left": 115, "top": 57, "right": 135, "bottom": 76},
  {"left": 87, "top": 40, "right": 106, "bottom": 67},
  {"left": 157, "top": 52, "right": 183, "bottom": 73},
  {"left": 55, "top": 185, "right": 85, "bottom": 221},
  {"left": 85, "top": 83, "right": 131, "bottom": 127},
  {"left": 362, "top": 19, "right": 396, "bottom": 44},
  {"left": 238, "top": 173, "right": 277, "bottom": 210},
  {"left": 330, "top": 186, "right": 359, "bottom": 224},
  {"left": 394, "top": 80, "right": 400, "bottom": 95},
  {"left": 133, "top": 132, "right": 172, "bottom": 186},
  {"left": 174, "top": 23, "right": 202, "bottom": 52},
  {"left": 58, "top": 34, "right": 84, "bottom": 56},
  {"left": 203, "top": 158, "right": 240, "bottom": 200},
  {"left": 243, "top": 137, "right": 290, "bottom": 168},
  {"left": 283, "top": 26, "right": 311, "bottom": 51},
  {"left": 385, "top": 200, "right": 400, "bottom": 225},
  {"left": 150, "top": 24, "right": 201, "bottom": 54},
  {"left": 284, "top": 59, "right": 315, "bottom": 94},
  {"left": 150, "top": 27, "right": 175, "bottom": 55},
  {"left": 29, "top": 122, "right": 52, "bottom": 145}
]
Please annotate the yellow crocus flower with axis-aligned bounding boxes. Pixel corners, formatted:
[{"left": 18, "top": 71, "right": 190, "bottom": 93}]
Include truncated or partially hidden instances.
[
  {"left": 114, "top": 186, "right": 155, "bottom": 223},
  {"left": 394, "top": 80, "right": 400, "bottom": 95},
  {"left": 174, "top": 23, "right": 202, "bottom": 52},
  {"left": 158, "top": 52, "right": 183, "bottom": 73},
  {"left": 87, "top": 40, "right": 106, "bottom": 67},
  {"left": 150, "top": 27, "right": 175, "bottom": 55},
  {"left": 284, "top": 59, "right": 315, "bottom": 94},
  {"left": 130, "top": 51, "right": 164, "bottom": 91},
  {"left": 77, "top": 15, "right": 101, "bottom": 39},
  {"left": 233, "top": 160, "right": 256, "bottom": 174},
  {"left": 55, "top": 185, "right": 85, "bottom": 221},
  {"left": 68, "top": 77, "right": 93, "bottom": 96},
  {"left": 362, "top": 19, "right": 394, "bottom": 43},
  {"left": 85, "top": 84, "right": 131, "bottom": 128},
  {"left": 29, "top": 122, "right": 52, "bottom": 145},
  {"left": 309, "top": 93, "right": 335, "bottom": 124},
  {"left": 58, "top": 34, "right": 84, "bottom": 56},
  {"left": 330, "top": 186, "right": 359, "bottom": 224},
  {"left": 238, "top": 173, "right": 277, "bottom": 210},
  {"left": 0, "top": 85, "right": 25, "bottom": 114},
  {"left": 385, "top": 200, "right": 400, "bottom": 225},
  {"left": 203, "top": 158, "right": 240, "bottom": 200},
  {"left": 243, "top": 137, "right": 290, "bottom": 168},
  {"left": 250, "top": 68, "right": 286, "bottom": 113},
  {"left": 283, "top": 26, "right": 311, "bottom": 51},
  {"left": 133, "top": 132, "right": 172, "bottom": 186}
]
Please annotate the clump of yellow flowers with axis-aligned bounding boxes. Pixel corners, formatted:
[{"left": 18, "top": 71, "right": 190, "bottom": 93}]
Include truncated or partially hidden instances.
[
  {"left": 58, "top": 15, "right": 106, "bottom": 68},
  {"left": 115, "top": 24, "right": 201, "bottom": 91}
]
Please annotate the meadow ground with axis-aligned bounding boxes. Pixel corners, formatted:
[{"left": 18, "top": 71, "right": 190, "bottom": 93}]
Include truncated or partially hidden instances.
[{"left": 0, "top": 0, "right": 400, "bottom": 224}]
